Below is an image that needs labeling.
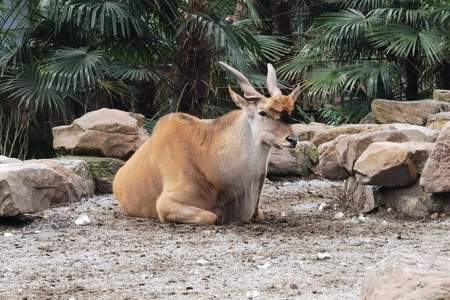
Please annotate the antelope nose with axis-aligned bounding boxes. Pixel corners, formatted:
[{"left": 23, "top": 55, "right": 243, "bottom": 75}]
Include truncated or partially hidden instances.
[{"left": 286, "top": 136, "right": 298, "bottom": 147}]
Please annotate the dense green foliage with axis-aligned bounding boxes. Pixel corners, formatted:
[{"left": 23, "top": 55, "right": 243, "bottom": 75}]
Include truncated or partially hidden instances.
[{"left": 1, "top": 0, "right": 450, "bottom": 158}]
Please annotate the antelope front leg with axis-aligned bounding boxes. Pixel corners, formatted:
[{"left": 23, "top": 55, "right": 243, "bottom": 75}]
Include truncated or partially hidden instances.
[{"left": 157, "top": 199, "right": 217, "bottom": 225}]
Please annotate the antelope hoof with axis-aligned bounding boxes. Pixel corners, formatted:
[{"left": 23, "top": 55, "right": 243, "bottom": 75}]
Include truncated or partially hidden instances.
[{"left": 253, "top": 208, "right": 265, "bottom": 222}]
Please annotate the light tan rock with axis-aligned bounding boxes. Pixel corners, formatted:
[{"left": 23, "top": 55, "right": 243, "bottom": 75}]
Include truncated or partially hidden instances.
[
  {"left": 426, "top": 112, "right": 450, "bottom": 130},
  {"left": 0, "top": 163, "right": 65, "bottom": 216},
  {"left": 291, "top": 123, "right": 332, "bottom": 142},
  {"left": 420, "top": 122, "right": 450, "bottom": 193},
  {"left": 372, "top": 99, "right": 450, "bottom": 125},
  {"left": 354, "top": 142, "right": 434, "bottom": 187},
  {"left": 433, "top": 89, "right": 450, "bottom": 102},
  {"left": 361, "top": 253, "right": 450, "bottom": 300},
  {"left": 355, "top": 143, "right": 417, "bottom": 187},
  {"left": 336, "top": 127, "right": 438, "bottom": 173},
  {"left": 52, "top": 108, "right": 149, "bottom": 159},
  {"left": 316, "top": 135, "right": 349, "bottom": 180},
  {"left": 311, "top": 124, "right": 379, "bottom": 146},
  {"left": 268, "top": 141, "right": 318, "bottom": 177},
  {"left": 343, "top": 176, "right": 380, "bottom": 213}
]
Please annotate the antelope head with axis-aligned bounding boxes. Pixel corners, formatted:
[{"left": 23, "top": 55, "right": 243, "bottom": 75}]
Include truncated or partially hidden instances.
[{"left": 220, "top": 62, "right": 300, "bottom": 149}]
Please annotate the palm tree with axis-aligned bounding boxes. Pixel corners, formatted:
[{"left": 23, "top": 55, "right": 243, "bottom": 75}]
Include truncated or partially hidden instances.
[
  {"left": 280, "top": 0, "right": 450, "bottom": 123},
  {"left": 0, "top": 0, "right": 288, "bottom": 157}
]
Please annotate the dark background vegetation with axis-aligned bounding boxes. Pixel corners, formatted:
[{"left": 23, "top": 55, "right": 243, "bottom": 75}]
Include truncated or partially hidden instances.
[{"left": 1, "top": 0, "right": 450, "bottom": 159}]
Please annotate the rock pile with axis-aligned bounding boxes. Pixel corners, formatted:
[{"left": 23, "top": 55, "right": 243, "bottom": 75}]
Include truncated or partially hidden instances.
[{"left": 313, "top": 96, "right": 450, "bottom": 217}]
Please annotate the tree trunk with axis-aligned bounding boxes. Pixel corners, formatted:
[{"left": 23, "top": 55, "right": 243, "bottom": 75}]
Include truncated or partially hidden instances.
[
  {"left": 272, "top": 0, "right": 291, "bottom": 35},
  {"left": 438, "top": 62, "right": 450, "bottom": 90},
  {"left": 405, "top": 56, "right": 420, "bottom": 100},
  {"left": 176, "top": 33, "right": 212, "bottom": 117}
]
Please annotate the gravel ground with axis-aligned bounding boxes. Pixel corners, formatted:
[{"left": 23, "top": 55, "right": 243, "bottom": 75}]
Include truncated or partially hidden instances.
[{"left": 1, "top": 178, "right": 450, "bottom": 300}]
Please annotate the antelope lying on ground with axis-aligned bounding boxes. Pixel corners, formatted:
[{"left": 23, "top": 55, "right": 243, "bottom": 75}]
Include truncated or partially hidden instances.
[{"left": 113, "top": 62, "right": 300, "bottom": 225}]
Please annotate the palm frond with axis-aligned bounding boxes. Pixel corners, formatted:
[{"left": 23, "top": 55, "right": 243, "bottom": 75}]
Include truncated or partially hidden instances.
[{"left": 40, "top": 47, "right": 108, "bottom": 91}]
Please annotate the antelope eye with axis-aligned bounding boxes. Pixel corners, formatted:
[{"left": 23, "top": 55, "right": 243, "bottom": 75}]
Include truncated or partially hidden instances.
[{"left": 258, "top": 111, "right": 267, "bottom": 117}]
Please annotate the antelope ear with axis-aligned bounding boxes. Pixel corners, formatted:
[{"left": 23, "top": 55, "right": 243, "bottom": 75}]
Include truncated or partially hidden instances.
[
  {"left": 289, "top": 84, "right": 301, "bottom": 103},
  {"left": 228, "top": 85, "right": 248, "bottom": 108}
]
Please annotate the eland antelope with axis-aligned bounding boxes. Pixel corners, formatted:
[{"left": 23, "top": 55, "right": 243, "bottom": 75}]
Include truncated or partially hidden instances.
[{"left": 113, "top": 62, "right": 300, "bottom": 225}]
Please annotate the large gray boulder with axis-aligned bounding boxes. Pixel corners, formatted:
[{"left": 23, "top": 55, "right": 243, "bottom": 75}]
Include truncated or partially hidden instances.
[
  {"left": 420, "top": 122, "right": 450, "bottom": 193},
  {"left": 372, "top": 99, "right": 450, "bottom": 125},
  {"left": 53, "top": 108, "right": 149, "bottom": 159},
  {"left": 0, "top": 157, "right": 97, "bottom": 217},
  {"left": 268, "top": 141, "right": 318, "bottom": 177},
  {"left": 0, "top": 163, "right": 65, "bottom": 216},
  {"left": 361, "top": 253, "right": 450, "bottom": 300},
  {"left": 27, "top": 159, "right": 96, "bottom": 200}
]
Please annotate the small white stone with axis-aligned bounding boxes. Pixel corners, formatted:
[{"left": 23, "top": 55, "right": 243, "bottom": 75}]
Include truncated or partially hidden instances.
[
  {"left": 195, "top": 259, "right": 210, "bottom": 265},
  {"left": 317, "top": 252, "right": 331, "bottom": 260},
  {"left": 334, "top": 212, "right": 345, "bottom": 219},
  {"left": 257, "top": 262, "right": 271, "bottom": 269},
  {"left": 318, "top": 203, "right": 328, "bottom": 211},
  {"left": 358, "top": 214, "right": 367, "bottom": 223},
  {"left": 3, "top": 232, "right": 13, "bottom": 237},
  {"left": 246, "top": 290, "right": 260, "bottom": 299},
  {"left": 382, "top": 220, "right": 388, "bottom": 225},
  {"left": 74, "top": 214, "right": 91, "bottom": 226}
]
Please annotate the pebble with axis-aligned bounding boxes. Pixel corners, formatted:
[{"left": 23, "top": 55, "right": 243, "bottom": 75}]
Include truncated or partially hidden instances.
[
  {"left": 317, "top": 252, "right": 331, "bottom": 260},
  {"left": 75, "top": 214, "right": 91, "bottom": 226},
  {"left": 3, "top": 232, "right": 13, "bottom": 237},
  {"left": 334, "top": 212, "right": 345, "bottom": 219},
  {"left": 257, "top": 262, "right": 271, "bottom": 270},
  {"left": 195, "top": 259, "right": 210, "bottom": 266},
  {"left": 246, "top": 291, "right": 260, "bottom": 299},
  {"left": 318, "top": 203, "right": 328, "bottom": 211}
]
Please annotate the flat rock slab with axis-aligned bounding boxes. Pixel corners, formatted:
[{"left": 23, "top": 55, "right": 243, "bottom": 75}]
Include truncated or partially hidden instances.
[
  {"left": 362, "top": 252, "right": 450, "bottom": 300},
  {"left": 311, "top": 124, "right": 379, "bottom": 146},
  {"left": 372, "top": 99, "right": 450, "bottom": 125}
]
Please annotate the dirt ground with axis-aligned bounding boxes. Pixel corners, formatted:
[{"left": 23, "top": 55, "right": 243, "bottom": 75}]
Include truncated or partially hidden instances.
[{"left": 1, "top": 178, "right": 450, "bottom": 300}]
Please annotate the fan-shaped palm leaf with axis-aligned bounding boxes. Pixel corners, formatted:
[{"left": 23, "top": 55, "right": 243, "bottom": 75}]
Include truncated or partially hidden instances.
[{"left": 40, "top": 47, "right": 108, "bottom": 91}]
